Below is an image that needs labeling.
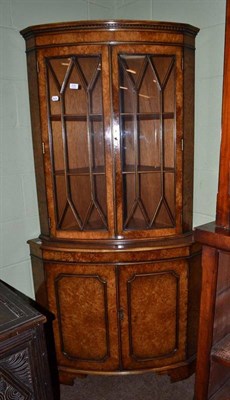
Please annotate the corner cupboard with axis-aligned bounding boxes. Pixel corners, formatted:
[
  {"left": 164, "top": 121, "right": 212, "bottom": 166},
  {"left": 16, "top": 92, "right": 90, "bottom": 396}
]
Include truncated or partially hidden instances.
[{"left": 21, "top": 20, "right": 201, "bottom": 384}]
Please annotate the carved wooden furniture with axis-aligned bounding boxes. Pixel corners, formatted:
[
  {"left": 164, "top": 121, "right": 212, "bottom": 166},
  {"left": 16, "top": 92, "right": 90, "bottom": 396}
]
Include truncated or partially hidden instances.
[
  {"left": 0, "top": 280, "right": 53, "bottom": 399},
  {"left": 20, "top": 20, "right": 201, "bottom": 385},
  {"left": 194, "top": 0, "right": 230, "bottom": 399}
]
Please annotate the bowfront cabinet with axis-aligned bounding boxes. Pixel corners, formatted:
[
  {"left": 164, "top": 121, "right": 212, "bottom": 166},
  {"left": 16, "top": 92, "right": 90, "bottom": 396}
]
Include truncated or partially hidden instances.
[
  {"left": 21, "top": 20, "right": 201, "bottom": 384},
  {"left": 30, "top": 239, "right": 200, "bottom": 383}
]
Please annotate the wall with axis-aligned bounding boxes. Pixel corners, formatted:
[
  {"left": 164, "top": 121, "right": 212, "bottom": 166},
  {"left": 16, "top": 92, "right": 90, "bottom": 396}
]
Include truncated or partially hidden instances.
[{"left": 0, "top": 0, "right": 226, "bottom": 297}]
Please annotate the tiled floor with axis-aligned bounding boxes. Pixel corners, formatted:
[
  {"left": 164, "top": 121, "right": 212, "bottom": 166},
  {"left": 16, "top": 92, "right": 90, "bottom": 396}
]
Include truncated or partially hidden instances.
[{"left": 60, "top": 372, "right": 194, "bottom": 400}]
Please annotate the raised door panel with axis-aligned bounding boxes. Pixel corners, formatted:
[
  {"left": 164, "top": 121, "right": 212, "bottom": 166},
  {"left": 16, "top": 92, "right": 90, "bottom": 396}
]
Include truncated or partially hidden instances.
[
  {"left": 119, "top": 260, "right": 188, "bottom": 370},
  {"left": 112, "top": 45, "right": 183, "bottom": 239},
  {"left": 37, "top": 45, "right": 114, "bottom": 240},
  {"left": 45, "top": 263, "right": 119, "bottom": 372}
]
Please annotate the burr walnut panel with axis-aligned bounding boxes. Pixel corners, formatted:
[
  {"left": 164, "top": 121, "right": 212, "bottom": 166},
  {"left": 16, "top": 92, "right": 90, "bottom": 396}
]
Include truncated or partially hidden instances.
[
  {"left": 119, "top": 260, "right": 187, "bottom": 370},
  {"left": 55, "top": 274, "right": 109, "bottom": 362},
  {"left": 45, "top": 263, "right": 120, "bottom": 373},
  {"left": 32, "top": 240, "right": 201, "bottom": 381}
]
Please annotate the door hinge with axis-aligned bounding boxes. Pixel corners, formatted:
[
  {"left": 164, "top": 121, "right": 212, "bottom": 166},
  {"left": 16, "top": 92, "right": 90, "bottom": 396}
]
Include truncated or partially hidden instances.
[
  {"left": 37, "top": 61, "right": 40, "bottom": 73},
  {"left": 181, "top": 58, "right": 184, "bottom": 71},
  {"left": 42, "top": 142, "right": 45, "bottom": 154},
  {"left": 181, "top": 138, "right": 184, "bottom": 151}
]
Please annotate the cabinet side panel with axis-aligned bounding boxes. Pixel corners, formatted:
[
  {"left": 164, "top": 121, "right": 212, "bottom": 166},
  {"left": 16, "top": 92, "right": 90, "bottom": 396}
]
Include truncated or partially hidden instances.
[
  {"left": 213, "top": 250, "right": 230, "bottom": 344},
  {"left": 208, "top": 250, "right": 230, "bottom": 397},
  {"left": 30, "top": 255, "right": 48, "bottom": 309},
  {"left": 208, "top": 361, "right": 230, "bottom": 398},
  {"left": 29, "top": 240, "right": 48, "bottom": 309},
  {"left": 26, "top": 51, "right": 49, "bottom": 236},
  {"left": 187, "top": 251, "right": 202, "bottom": 358},
  {"left": 183, "top": 47, "right": 195, "bottom": 232}
]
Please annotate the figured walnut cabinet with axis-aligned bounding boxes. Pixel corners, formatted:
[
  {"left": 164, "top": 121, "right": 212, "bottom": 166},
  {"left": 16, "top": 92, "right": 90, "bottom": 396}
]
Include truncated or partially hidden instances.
[{"left": 21, "top": 20, "right": 201, "bottom": 384}]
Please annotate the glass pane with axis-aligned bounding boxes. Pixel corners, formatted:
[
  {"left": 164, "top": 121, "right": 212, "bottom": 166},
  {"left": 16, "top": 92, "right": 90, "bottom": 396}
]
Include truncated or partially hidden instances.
[
  {"left": 126, "top": 209, "right": 147, "bottom": 230},
  {"left": 94, "top": 175, "right": 107, "bottom": 217},
  {"left": 55, "top": 175, "right": 67, "bottom": 225},
  {"left": 120, "top": 55, "right": 146, "bottom": 86},
  {"left": 139, "top": 119, "right": 160, "bottom": 168},
  {"left": 123, "top": 174, "right": 135, "bottom": 225},
  {"left": 77, "top": 57, "right": 100, "bottom": 86},
  {"left": 86, "top": 206, "right": 107, "bottom": 230},
  {"left": 48, "top": 57, "right": 70, "bottom": 115},
  {"left": 49, "top": 58, "right": 71, "bottom": 85},
  {"left": 51, "top": 121, "right": 64, "bottom": 172},
  {"left": 63, "top": 65, "right": 87, "bottom": 115},
  {"left": 123, "top": 173, "right": 166, "bottom": 230},
  {"left": 155, "top": 202, "right": 174, "bottom": 228},
  {"left": 151, "top": 56, "right": 174, "bottom": 88},
  {"left": 121, "top": 116, "right": 135, "bottom": 171},
  {"left": 70, "top": 175, "right": 91, "bottom": 227},
  {"left": 138, "top": 64, "right": 160, "bottom": 114},
  {"left": 164, "top": 119, "right": 175, "bottom": 169},
  {"left": 91, "top": 73, "right": 103, "bottom": 115},
  {"left": 140, "top": 173, "right": 162, "bottom": 221},
  {"left": 164, "top": 173, "right": 175, "bottom": 221},
  {"left": 119, "top": 55, "right": 146, "bottom": 114},
  {"left": 66, "top": 121, "right": 88, "bottom": 171},
  {"left": 47, "top": 68, "right": 61, "bottom": 115},
  {"left": 119, "top": 77, "right": 133, "bottom": 114},
  {"left": 91, "top": 120, "right": 105, "bottom": 170},
  {"left": 163, "top": 65, "right": 175, "bottom": 113},
  {"left": 47, "top": 55, "right": 107, "bottom": 231},
  {"left": 140, "top": 173, "right": 162, "bottom": 216},
  {"left": 119, "top": 53, "right": 176, "bottom": 232}
]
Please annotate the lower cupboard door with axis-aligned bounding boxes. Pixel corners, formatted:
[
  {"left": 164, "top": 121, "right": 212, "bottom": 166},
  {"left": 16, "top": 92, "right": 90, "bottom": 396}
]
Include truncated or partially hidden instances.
[
  {"left": 45, "top": 263, "right": 119, "bottom": 372},
  {"left": 119, "top": 260, "right": 188, "bottom": 370}
]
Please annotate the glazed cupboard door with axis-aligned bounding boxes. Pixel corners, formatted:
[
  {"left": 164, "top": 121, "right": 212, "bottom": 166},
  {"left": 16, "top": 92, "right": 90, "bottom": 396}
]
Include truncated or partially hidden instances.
[
  {"left": 37, "top": 45, "right": 114, "bottom": 240},
  {"left": 45, "top": 262, "right": 119, "bottom": 374},
  {"left": 118, "top": 260, "right": 188, "bottom": 370},
  {"left": 112, "top": 45, "right": 183, "bottom": 239}
]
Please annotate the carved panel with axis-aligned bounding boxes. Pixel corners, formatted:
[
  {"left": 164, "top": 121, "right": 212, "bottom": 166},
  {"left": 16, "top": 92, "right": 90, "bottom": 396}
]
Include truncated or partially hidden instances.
[
  {"left": 0, "top": 281, "right": 53, "bottom": 399},
  {"left": 0, "top": 349, "right": 33, "bottom": 391},
  {"left": 0, "top": 369, "right": 32, "bottom": 400}
]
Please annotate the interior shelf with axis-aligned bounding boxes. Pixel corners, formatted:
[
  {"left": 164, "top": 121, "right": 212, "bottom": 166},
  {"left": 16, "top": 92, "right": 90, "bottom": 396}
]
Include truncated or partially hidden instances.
[
  {"left": 54, "top": 166, "right": 105, "bottom": 176},
  {"left": 50, "top": 114, "right": 103, "bottom": 121},
  {"left": 122, "top": 165, "right": 175, "bottom": 174},
  {"left": 212, "top": 334, "right": 230, "bottom": 368},
  {"left": 120, "top": 112, "right": 174, "bottom": 120}
]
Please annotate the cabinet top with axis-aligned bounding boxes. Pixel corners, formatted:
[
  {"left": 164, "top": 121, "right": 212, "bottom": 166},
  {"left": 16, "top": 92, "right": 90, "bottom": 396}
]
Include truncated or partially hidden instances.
[
  {"left": 0, "top": 280, "right": 46, "bottom": 340},
  {"left": 20, "top": 19, "right": 199, "bottom": 40}
]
